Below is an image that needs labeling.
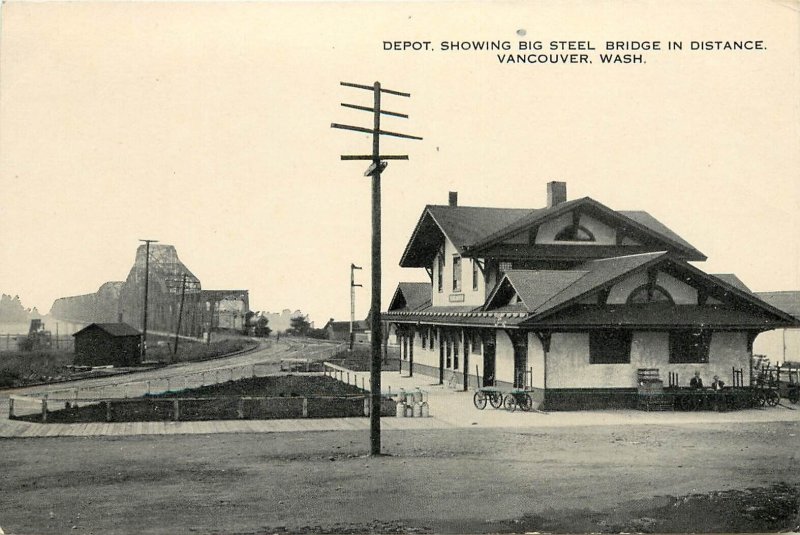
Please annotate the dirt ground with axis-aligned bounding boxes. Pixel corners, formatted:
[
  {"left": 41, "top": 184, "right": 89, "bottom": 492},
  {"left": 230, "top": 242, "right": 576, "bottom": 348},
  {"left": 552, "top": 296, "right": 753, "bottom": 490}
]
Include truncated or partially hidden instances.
[{"left": 1, "top": 420, "right": 798, "bottom": 534}]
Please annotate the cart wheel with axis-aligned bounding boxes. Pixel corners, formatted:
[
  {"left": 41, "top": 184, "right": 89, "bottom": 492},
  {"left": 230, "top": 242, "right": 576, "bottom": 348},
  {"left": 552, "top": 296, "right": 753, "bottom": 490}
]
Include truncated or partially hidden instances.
[
  {"left": 788, "top": 387, "right": 800, "bottom": 404},
  {"left": 756, "top": 391, "right": 767, "bottom": 407},
  {"left": 489, "top": 392, "right": 504, "bottom": 409},
  {"left": 519, "top": 393, "right": 533, "bottom": 412},
  {"left": 503, "top": 394, "right": 517, "bottom": 412},
  {"left": 678, "top": 394, "right": 693, "bottom": 411},
  {"left": 766, "top": 390, "right": 780, "bottom": 407},
  {"left": 473, "top": 390, "right": 487, "bottom": 410}
]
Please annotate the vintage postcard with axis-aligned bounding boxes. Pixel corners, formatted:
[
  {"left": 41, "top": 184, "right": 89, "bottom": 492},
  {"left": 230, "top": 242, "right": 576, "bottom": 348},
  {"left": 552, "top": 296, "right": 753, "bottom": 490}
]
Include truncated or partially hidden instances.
[{"left": 1, "top": 1, "right": 798, "bottom": 533}]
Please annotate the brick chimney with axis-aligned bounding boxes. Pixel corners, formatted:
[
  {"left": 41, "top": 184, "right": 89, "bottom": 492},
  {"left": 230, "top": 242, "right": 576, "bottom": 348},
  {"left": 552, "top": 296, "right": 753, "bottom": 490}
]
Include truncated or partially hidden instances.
[
  {"left": 448, "top": 191, "right": 458, "bottom": 206},
  {"left": 547, "top": 181, "right": 567, "bottom": 208}
]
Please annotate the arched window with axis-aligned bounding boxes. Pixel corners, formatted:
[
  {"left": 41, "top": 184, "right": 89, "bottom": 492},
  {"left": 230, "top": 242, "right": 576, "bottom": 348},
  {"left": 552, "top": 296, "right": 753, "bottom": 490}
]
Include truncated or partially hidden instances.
[
  {"left": 626, "top": 284, "right": 675, "bottom": 305},
  {"left": 555, "top": 225, "right": 595, "bottom": 242}
]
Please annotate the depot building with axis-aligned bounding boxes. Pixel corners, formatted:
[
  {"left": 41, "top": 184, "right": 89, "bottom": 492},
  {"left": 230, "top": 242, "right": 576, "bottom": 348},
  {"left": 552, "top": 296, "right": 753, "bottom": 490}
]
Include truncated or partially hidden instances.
[{"left": 383, "top": 182, "right": 799, "bottom": 410}]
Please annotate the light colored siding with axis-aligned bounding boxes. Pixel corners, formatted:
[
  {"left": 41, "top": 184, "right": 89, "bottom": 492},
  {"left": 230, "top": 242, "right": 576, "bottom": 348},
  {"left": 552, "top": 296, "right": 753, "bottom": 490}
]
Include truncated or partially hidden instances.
[
  {"left": 656, "top": 272, "right": 698, "bottom": 304},
  {"left": 607, "top": 272, "right": 648, "bottom": 304},
  {"left": 545, "top": 331, "right": 751, "bottom": 388},
  {"left": 534, "top": 212, "right": 572, "bottom": 243},
  {"left": 431, "top": 237, "right": 485, "bottom": 308},
  {"left": 527, "top": 333, "right": 546, "bottom": 388},
  {"left": 495, "top": 330, "right": 515, "bottom": 384},
  {"left": 580, "top": 214, "right": 615, "bottom": 244}
]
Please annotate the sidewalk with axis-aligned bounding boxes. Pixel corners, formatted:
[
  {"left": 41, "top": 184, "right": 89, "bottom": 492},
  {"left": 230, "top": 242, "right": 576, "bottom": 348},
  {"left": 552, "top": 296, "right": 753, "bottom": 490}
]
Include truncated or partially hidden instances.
[{"left": 2, "top": 370, "right": 797, "bottom": 438}]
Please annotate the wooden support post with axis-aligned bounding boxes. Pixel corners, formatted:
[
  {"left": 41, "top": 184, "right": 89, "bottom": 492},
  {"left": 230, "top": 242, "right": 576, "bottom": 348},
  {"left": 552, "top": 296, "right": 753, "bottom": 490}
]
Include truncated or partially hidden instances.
[
  {"left": 173, "top": 399, "right": 180, "bottom": 421},
  {"left": 166, "top": 378, "right": 171, "bottom": 392},
  {"left": 105, "top": 401, "right": 112, "bottom": 422},
  {"left": 347, "top": 372, "right": 350, "bottom": 384},
  {"left": 41, "top": 395, "right": 48, "bottom": 423},
  {"left": 252, "top": 364, "right": 256, "bottom": 378},
  {"left": 8, "top": 397, "right": 14, "bottom": 419},
  {"left": 237, "top": 398, "right": 245, "bottom": 419},
  {"left": 364, "top": 397, "right": 370, "bottom": 417},
  {"left": 302, "top": 398, "right": 308, "bottom": 418},
  {"left": 215, "top": 370, "right": 220, "bottom": 384}
]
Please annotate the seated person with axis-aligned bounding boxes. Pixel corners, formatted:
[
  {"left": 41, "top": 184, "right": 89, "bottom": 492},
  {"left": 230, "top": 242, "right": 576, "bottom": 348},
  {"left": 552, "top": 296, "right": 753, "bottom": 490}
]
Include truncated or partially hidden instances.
[
  {"left": 712, "top": 375, "right": 725, "bottom": 390},
  {"left": 690, "top": 371, "right": 704, "bottom": 389}
]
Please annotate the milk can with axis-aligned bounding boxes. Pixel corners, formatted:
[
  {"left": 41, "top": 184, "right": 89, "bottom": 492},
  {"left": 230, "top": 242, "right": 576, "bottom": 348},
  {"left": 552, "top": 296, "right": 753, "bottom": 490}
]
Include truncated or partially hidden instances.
[
  {"left": 420, "top": 401, "right": 430, "bottom": 418},
  {"left": 413, "top": 388, "right": 423, "bottom": 404},
  {"left": 413, "top": 402, "right": 423, "bottom": 417},
  {"left": 405, "top": 404, "right": 414, "bottom": 417},
  {"left": 396, "top": 401, "right": 406, "bottom": 418}
]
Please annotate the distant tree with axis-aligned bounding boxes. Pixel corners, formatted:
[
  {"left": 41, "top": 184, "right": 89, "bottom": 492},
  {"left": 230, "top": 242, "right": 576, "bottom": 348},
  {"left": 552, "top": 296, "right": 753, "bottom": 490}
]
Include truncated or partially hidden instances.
[
  {"left": 288, "top": 315, "right": 311, "bottom": 337},
  {"left": 255, "top": 316, "right": 272, "bottom": 338},
  {"left": 306, "top": 327, "right": 328, "bottom": 340}
]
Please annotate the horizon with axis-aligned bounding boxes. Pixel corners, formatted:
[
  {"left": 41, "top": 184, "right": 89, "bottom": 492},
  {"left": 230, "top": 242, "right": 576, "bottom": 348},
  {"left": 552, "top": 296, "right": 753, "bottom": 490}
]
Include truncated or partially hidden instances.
[{"left": 1, "top": 1, "right": 798, "bottom": 326}]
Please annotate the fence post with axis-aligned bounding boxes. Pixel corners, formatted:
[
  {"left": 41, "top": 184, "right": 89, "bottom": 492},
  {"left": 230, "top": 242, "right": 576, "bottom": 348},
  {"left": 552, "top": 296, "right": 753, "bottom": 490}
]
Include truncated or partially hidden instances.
[
  {"left": 8, "top": 397, "right": 14, "bottom": 419},
  {"left": 167, "top": 378, "right": 171, "bottom": 392},
  {"left": 41, "top": 395, "right": 48, "bottom": 423},
  {"left": 201, "top": 372, "right": 206, "bottom": 386},
  {"left": 237, "top": 398, "right": 245, "bottom": 419},
  {"left": 347, "top": 372, "right": 350, "bottom": 385},
  {"left": 302, "top": 398, "right": 308, "bottom": 418},
  {"left": 147, "top": 381, "right": 151, "bottom": 395},
  {"left": 173, "top": 399, "right": 180, "bottom": 421},
  {"left": 361, "top": 376, "right": 365, "bottom": 391},
  {"left": 363, "top": 397, "right": 370, "bottom": 417},
  {"left": 251, "top": 364, "right": 256, "bottom": 378},
  {"left": 216, "top": 370, "right": 220, "bottom": 384},
  {"left": 230, "top": 368, "right": 234, "bottom": 382},
  {"left": 105, "top": 401, "right": 112, "bottom": 422}
]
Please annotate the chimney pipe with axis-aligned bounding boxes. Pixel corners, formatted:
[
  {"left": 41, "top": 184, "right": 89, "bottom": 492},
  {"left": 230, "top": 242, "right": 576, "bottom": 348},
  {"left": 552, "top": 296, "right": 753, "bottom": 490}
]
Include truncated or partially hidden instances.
[
  {"left": 448, "top": 191, "right": 458, "bottom": 207},
  {"left": 547, "top": 181, "right": 567, "bottom": 208}
]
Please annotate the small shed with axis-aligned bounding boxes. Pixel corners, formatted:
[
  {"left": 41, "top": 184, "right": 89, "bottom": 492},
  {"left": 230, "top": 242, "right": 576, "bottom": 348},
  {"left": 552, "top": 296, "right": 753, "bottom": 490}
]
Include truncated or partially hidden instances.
[{"left": 73, "top": 323, "right": 142, "bottom": 367}]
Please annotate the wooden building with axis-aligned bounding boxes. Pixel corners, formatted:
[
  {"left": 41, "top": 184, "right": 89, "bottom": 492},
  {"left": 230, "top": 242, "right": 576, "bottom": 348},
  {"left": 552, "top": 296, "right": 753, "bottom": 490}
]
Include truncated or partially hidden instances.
[
  {"left": 384, "top": 183, "right": 799, "bottom": 409},
  {"left": 73, "top": 323, "right": 142, "bottom": 367}
]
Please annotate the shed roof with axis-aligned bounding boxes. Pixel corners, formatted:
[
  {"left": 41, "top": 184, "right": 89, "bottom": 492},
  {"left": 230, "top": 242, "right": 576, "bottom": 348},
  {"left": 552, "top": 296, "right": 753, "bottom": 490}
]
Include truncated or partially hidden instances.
[{"left": 73, "top": 323, "right": 141, "bottom": 337}]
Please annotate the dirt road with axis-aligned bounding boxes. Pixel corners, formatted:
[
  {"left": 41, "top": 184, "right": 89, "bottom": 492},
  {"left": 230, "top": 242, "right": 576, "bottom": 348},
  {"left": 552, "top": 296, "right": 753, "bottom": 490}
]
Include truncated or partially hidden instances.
[{"left": 1, "top": 421, "right": 798, "bottom": 534}]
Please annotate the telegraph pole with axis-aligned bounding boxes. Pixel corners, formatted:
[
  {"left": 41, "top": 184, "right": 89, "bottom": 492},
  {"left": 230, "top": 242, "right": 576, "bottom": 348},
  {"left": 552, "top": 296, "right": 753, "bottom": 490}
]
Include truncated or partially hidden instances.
[
  {"left": 350, "top": 263, "right": 362, "bottom": 351},
  {"left": 332, "top": 81, "right": 421, "bottom": 456},
  {"left": 139, "top": 239, "right": 158, "bottom": 360}
]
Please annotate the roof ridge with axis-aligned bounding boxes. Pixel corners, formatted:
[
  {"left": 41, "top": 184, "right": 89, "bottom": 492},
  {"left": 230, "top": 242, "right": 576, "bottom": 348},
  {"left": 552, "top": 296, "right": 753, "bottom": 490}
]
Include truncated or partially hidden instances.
[{"left": 585, "top": 250, "right": 668, "bottom": 263}]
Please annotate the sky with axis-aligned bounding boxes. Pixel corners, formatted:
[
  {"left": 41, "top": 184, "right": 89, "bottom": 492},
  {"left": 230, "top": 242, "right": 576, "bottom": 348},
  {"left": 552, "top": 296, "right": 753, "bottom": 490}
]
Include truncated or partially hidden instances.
[{"left": 1, "top": 0, "right": 798, "bottom": 326}]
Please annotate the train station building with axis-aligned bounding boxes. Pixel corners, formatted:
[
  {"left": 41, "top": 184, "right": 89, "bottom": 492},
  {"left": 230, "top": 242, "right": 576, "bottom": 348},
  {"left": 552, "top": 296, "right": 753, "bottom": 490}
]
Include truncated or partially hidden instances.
[{"left": 384, "top": 183, "right": 799, "bottom": 409}]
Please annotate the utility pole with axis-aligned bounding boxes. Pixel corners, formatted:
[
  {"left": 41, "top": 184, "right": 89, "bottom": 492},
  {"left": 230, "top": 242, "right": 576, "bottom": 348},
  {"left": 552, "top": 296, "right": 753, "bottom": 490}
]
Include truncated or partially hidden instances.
[
  {"left": 350, "top": 263, "right": 362, "bottom": 351},
  {"left": 166, "top": 273, "right": 200, "bottom": 357},
  {"left": 139, "top": 239, "right": 158, "bottom": 361},
  {"left": 332, "top": 81, "right": 422, "bottom": 456}
]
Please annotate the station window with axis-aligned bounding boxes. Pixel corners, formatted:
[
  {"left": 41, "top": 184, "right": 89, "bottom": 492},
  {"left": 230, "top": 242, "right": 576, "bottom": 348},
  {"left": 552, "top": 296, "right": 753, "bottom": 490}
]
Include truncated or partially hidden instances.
[
  {"left": 437, "top": 255, "right": 444, "bottom": 293},
  {"left": 669, "top": 330, "right": 712, "bottom": 363},
  {"left": 627, "top": 284, "right": 674, "bottom": 305},
  {"left": 453, "top": 256, "right": 462, "bottom": 292},
  {"left": 589, "top": 330, "right": 632, "bottom": 364},
  {"left": 555, "top": 225, "right": 595, "bottom": 242}
]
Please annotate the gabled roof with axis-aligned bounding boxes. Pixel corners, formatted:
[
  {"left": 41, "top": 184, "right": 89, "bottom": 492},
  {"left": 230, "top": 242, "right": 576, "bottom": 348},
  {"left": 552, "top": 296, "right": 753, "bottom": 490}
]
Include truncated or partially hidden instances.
[
  {"left": 73, "top": 323, "right": 141, "bottom": 337},
  {"left": 711, "top": 274, "right": 752, "bottom": 294},
  {"left": 388, "top": 282, "right": 432, "bottom": 312},
  {"left": 399, "top": 197, "right": 705, "bottom": 267},
  {"left": 400, "top": 205, "right": 533, "bottom": 267},
  {"left": 485, "top": 270, "right": 589, "bottom": 311},
  {"left": 519, "top": 252, "right": 671, "bottom": 318},
  {"left": 755, "top": 291, "right": 800, "bottom": 321},
  {"left": 468, "top": 197, "right": 704, "bottom": 260},
  {"left": 386, "top": 252, "right": 799, "bottom": 330}
]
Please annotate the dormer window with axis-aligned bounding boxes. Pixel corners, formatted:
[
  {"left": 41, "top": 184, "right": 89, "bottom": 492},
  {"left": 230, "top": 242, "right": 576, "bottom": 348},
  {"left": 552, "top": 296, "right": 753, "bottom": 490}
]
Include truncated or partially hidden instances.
[{"left": 555, "top": 225, "right": 595, "bottom": 242}]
